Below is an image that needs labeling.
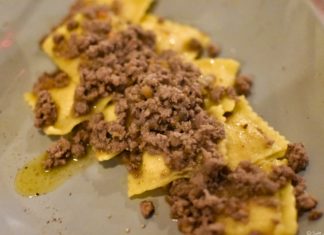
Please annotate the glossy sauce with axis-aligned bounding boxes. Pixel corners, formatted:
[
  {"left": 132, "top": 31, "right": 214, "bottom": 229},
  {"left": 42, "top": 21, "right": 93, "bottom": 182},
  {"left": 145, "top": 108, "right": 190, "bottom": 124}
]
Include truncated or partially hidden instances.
[{"left": 15, "top": 153, "right": 95, "bottom": 197}]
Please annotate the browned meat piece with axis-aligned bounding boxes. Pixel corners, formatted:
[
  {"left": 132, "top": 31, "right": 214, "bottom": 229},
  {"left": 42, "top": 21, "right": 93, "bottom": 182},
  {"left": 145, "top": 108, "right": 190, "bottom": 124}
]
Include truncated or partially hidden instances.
[
  {"left": 71, "top": 127, "right": 90, "bottom": 158},
  {"left": 234, "top": 75, "right": 253, "bottom": 96},
  {"left": 209, "top": 86, "right": 236, "bottom": 104},
  {"left": 206, "top": 43, "right": 221, "bottom": 58},
  {"left": 44, "top": 138, "right": 71, "bottom": 169},
  {"left": 308, "top": 210, "right": 323, "bottom": 221},
  {"left": 186, "top": 38, "right": 203, "bottom": 57},
  {"left": 89, "top": 113, "right": 127, "bottom": 153},
  {"left": 44, "top": 122, "right": 90, "bottom": 169},
  {"left": 66, "top": 19, "right": 79, "bottom": 31},
  {"left": 285, "top": 143, "right": 309, "bottom": 173},
  {"left": 33, "top": 70, "right": 69, "bottom": 94},
  {"left": 139, "top": 200, "right": 155, "bottom": 219},
  {"left": 34, "top": 90, "right": 57, "bottom": 128}
]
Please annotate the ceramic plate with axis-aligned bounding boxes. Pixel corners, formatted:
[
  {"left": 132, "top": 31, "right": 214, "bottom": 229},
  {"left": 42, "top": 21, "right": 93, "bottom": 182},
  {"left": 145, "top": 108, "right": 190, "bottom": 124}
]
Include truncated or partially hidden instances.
[{"left": 0, "top": 0, "right": 323, "bottom": 234}]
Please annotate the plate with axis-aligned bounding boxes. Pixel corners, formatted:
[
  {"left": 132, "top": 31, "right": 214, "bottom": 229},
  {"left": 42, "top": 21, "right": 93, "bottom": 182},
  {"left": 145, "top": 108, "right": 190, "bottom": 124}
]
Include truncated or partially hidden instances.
[{"left": 0, "top": 0, "right": 323, "bottom": 234}]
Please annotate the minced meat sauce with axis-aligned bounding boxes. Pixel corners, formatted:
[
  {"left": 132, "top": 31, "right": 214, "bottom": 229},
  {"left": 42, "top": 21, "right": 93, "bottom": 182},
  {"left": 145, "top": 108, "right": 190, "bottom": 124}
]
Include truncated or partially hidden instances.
[
  {"left": 31, "top": 5, "right": 320, "bottom": 234},
  {"left": 33, "top": 71, "right": 69, "bottom": 128},
  {"left": 34, "top": 90, "right": 58, "bottom": 129},
  {"left": 45, "top": 6, "right": 227, "bottom": 173},
  {"left": 140, "top": 200, "right": 155, "bottom": 219},
  {"left": 167, "top": 144, "right": 319, "bottom": 235}
]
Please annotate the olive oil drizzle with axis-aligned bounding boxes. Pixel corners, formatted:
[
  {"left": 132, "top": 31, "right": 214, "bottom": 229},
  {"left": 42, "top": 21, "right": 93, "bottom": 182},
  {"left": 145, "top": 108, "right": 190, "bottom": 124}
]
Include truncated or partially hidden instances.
[{"left": 15, "top": 152, "right": 95, "bottom": 197}]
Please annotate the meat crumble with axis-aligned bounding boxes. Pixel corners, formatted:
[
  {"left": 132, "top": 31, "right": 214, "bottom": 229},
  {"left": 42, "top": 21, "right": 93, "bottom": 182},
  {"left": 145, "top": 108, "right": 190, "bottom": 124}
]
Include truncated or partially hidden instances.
[
  {"left": 33, "top": 70, "right": 69, "bottom": 94},
  {"left": 45, "top": 137, "right": 71, "bottom": 169},
  {"left": 34, "top": 90, "right": 57, "bottom": 128},
  {"left": 32, "top": 70, "right": 70, "bottom": 129},
  {"left": 206, "top": 43, "right": 221, "bottom": 58},
  {"left": 308, "top": 210, "right": 323, "bottom": 221},
  {"left": 234, "top": 74, "right": 253, "bottom": 96},
  {"left": 186, "top": 38, "right": 204, "bottom": 57},
  {"left": 89, "top": 112, "right": 127, "bottom": 154},
  {"left": 44, "top": 123, "right": 90, "bottom": 170},
  {"left": 285, "top": 143, "right": 309, "bottom": 173},
  {"left": 52, "top": 6, "right": 112, "bottom": 59},
  {"left": 140, "top": 200, "right": 155, "bottom": 219}
]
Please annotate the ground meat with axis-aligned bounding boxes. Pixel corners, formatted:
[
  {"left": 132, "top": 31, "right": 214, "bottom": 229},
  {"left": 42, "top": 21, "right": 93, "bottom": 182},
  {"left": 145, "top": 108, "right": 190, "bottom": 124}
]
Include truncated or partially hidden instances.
[
  {"left": 53, "top": 32, "right": 101, "bottom": 59},
  {"left": 53, "top": 33, "right": 65, "bottom": 44},
  {"left": 234, "top": 75, "right": 253, "bottom": 96},
  {"left": 139, "top": 200, "right": 155, "bottom": 219},
  {"left": 33, "top": 70, "right": 69, "bottom": 94},
  {"left": 285, "top": 143, "right": 309, "bottom": 173},
  {"left": 34, "top": 90, "right": 57, "bottom": 128},
  {"left": 272, "top": 161, "right": 321, "bottom": 220},
  {"left": 198, "top": 73, "right": 237, "bottom": 104},
  {"left": 53, "top": 6, "right": 112, "bottom": 59},
  {"left": 297, "top": 193, "right": 317, "bottom": 212},
  {"left": 69, "top": 0, "right": 121, "bottom": 18},
  {"left": 89, "top": 113, "right": 128, "bottom": 153},
  {"left": 66, "top": 19, "right": 79, "bottom": 31},
  {"left": 71, "top": 123, "right": 90, "bottom": 158},
  {"left": 209, "top": 86, "right": 236, "bottom": 104},
  {"left": 69, "top": 0, "right": 88, "bottom": 13},
  {"left": 44, "top": 122, "right": 90, "bottom": 169},
  {"left": 82, "top": 19, "right": 111, "bottom": 36},
  {"left": 44, "top": 138, "right": 71, "bottom": 169},
  {"left": 73, "top": 100, "right": 91, "bottom": 116},
  {"left": 308, "top": 210, "right": 323, "bottom": 221},
  {"left": 206, "top": 43, "right": 221, "bottom": 58},
  {"left": 292, "top": 174, "right": 318, "bottom": 214},
  {"left": 73, "top": 25, "right": 156, "bottom": 115},
  {"left": 157, "top": 16, "right": 165, "bottom": 24},
  {"left": 209, "top": 86, "right": 227, "bottom": 103},
  {"left": 82, "top": 5, "right": 111, "bottom": 20},
  {"left": 269, "top": 165, "right": 295, "bottom": 188},
  {"left": 68, "top": 23, "right": 225, "bottom": 172},
  {"left": 280, "top": 143, "right": 319, "bottom": 217},
  {"left": 166, "top": 158, "right": 294, "bottom": 235},
  {"left": 186, "top": 38, "right": 204, "bottom": 58},
  {"left": 122, "top": 151, "right": 143, "bottom": 174}
]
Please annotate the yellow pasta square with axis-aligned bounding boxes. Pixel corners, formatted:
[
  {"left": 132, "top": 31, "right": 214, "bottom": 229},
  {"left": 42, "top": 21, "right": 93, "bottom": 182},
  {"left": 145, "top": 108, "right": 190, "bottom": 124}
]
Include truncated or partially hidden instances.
[
  {"left": 141, "top": 14, "right": 211, "bottom": 60},
  {"left": 225, "top": 97, "right": 288, "bottom": 169}
]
